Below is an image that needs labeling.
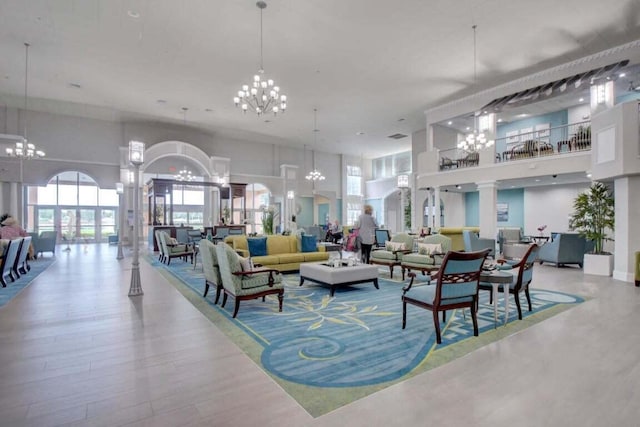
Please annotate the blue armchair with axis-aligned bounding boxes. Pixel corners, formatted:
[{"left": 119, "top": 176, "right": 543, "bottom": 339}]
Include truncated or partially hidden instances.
[
  {"left": 462, "top": 230, "right": 495, "bottom": 257},
  {"left": 538, "top": 232, "right": 593, "bottom": 268},
  {"left": 34, "top": 231, "right": 57, "bottom": 257}
]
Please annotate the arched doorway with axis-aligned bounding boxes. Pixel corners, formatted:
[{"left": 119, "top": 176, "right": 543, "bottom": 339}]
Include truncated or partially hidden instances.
[{"left": 25, "top": 171, "right": 119, "bottom": 242}]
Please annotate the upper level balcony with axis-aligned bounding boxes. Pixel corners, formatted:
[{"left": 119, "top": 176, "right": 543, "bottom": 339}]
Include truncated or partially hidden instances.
[{"left": 438, "top": 120, "right": 591, "bottom": 171}]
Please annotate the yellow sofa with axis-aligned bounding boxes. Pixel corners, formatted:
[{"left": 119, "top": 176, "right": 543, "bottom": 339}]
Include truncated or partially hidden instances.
[
  {"left": 436, "top": 227, "right": 480, "bottom": 251},
  {"left": 223, "top": 235, "right": 329, "bottom": 272}
]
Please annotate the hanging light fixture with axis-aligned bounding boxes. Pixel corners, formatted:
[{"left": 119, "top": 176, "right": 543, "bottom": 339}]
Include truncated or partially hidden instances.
[
  {"left": 457, "top": 25, "right": 494, "bottom": 153},
  {"left": 233, "top": 1, "right": 287, "bottom": 116},
  {"left": 305, "top": 109, "right": 325, "bottom": 181},
  {"left": 6, "top": 43, "right": 45, "bottom": 159},
  {"left": 175, "top": 108, "right": 196, "bottom": 182}
]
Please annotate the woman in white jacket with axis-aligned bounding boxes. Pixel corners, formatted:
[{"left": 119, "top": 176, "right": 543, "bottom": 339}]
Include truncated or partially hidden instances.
[{"left": 355, "top": 204, "right": 377, "bottom": 264}]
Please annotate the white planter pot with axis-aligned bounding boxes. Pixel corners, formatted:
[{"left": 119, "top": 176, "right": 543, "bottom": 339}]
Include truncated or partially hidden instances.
[{"left": 583, "top": 253, "right": 614, "bottom": 276}]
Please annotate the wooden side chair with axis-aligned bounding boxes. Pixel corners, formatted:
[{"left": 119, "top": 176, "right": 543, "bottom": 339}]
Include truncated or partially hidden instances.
[{"left": 402, "top": 249, "right": 490, "bottom": 344}]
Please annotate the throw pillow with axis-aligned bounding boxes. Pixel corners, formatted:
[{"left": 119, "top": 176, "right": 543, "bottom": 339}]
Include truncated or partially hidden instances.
[
  {"left": 238, "top": 256, "right": 254, "bottom": 272},
  {"left": 301, "top": 235, "right": 317, "bottom": 253},
  {"left": 385, "top": 241, "right": 406, "bottom": 251},
  {"left": 418, "top": 243, "right": 442, "bottom": 256},
  {"left": 247, "top": 237, "right": 268, "bottom": 257},
  {"left": 168, "top": 237, "right": 179, "bottom": 245}
]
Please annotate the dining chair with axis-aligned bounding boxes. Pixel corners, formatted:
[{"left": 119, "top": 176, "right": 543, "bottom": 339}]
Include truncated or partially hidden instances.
[
  {"left": 402, "top": 249, "right": 490, "bottom": 344},
  {"left": 479, "top": 243, "right": 539, "bottom": 320}
]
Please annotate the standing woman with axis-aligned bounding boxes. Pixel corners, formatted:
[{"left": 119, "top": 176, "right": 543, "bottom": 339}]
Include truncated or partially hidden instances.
[{"left": 355, "top": 204, "right": 377, "bottom": 264}]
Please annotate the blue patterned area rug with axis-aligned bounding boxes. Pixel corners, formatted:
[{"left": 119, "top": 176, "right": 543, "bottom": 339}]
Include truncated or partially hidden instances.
[
  {"left": 151, "top": 258, "right": 584, "bottom": 417},
  {"left": 0, "top": 257, "right": 56, "bottom": 308}
]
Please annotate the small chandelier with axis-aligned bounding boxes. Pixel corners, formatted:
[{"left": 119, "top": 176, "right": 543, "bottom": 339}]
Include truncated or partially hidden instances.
[
  {"left": 233, "top": 1, "right": 287, "bottom": 116},
  {"left": 175, "top": 108, "right": 197, "bottom": 182},
  {"left": 305, "top": 109, "right": 325, "bottom": 181},
  {"left": 6, "top": 43, "right": 45, "bottom": 160},
  {"left": 457, "top": 25, "right": 494, "bottom": 153}
]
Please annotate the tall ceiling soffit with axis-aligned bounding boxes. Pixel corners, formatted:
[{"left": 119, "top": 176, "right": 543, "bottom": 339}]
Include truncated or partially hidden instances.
[{"left": 480, "top": 60, "right": 630, "bottom": 112}]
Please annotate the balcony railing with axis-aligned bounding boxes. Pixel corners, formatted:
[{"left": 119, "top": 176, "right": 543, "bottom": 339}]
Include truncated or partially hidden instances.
[{"left": 437, "top": 121, "right": 591, "bottom": 171}]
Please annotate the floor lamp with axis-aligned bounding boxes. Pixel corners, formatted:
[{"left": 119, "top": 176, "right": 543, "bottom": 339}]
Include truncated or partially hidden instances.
[{"left": 128, "top": 140, "right": 145, "bottom": 297}]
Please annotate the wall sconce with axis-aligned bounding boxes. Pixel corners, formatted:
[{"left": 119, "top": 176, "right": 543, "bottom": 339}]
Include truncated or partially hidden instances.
[
  {"left": 115, "top": 182, "right": 124, "bottom": 194},
  {"left": 129, "top": 140, "right": 145, "bottom": 166},
  {"left": 287, "top": 190, "right": 295, "bottom": 199}
]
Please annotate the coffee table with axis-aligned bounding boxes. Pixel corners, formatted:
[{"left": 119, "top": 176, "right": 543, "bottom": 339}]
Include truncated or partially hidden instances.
[{"left": 299, "top": 261, "right": 379, "bottom": 296}]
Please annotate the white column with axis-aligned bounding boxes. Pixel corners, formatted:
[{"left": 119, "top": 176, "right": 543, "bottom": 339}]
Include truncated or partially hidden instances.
[
  {"left": 477, "top": 180, "right": 498, "bottom": 239},
  {"left": 0, "top": 182, "right": 4, "bottom": 217},
  {"left": 434, "top": 187, "right": 441, "bottom": 229},
  {"left": 613, "top": 176, "right": 640, "bottom": 282},
  {"left": 9, "top": 183, "right": 18, "bottom": 217}
]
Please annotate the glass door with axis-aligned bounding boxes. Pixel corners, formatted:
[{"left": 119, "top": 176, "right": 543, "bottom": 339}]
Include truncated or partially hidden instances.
[
  {"left": 35, "top": 207, "right": 55, "bottom": 233},
  {"left": 100, "top": 209, "right": 117, "bottom": 242},
  {"left": 61, "top": 208, "right": 77, "bottom": 243},
  {"left": 79, "top": 209, "right": 96, "bottom": 241}
]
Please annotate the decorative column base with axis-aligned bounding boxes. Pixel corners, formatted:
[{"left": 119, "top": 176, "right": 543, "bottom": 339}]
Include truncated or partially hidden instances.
[{"left": 128, "top": 261, "right": 143, "bottom": 296}]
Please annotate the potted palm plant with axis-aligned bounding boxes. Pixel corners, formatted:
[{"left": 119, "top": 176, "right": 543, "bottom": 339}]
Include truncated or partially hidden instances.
[{"left": 569, "top": 182, "right": 614, "bottom": 276}]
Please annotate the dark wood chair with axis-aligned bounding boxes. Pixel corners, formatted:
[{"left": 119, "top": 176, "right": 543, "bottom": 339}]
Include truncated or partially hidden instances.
[
  {"left": 480, "top": 244, "right": 539, "bottom": 320},
  {"left": 402, "top": 249, "right": 490, "bottom": 344}
]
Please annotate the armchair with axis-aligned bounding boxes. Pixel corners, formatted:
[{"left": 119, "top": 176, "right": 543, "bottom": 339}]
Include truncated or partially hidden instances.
[
  {"left": 480, "top": 244, "right": 539, "bottom": 320},
  {"left": 0, "top": 239, "right": 21, "bottom": 287},
  {"left": 35, "top": 231, "right": 57, "bottom": 257},
  {"left": 402, "top": 249, "right": 490, "bottom": 344},
  {"left": 199, "top": 239, "right": 223, "bottom": 303},
  {"left": 497, "top": 227, "right": 525, "bottom": 254},
  {"left": 14, "top": 236, "right": 32, "bottom": 277},
  {"left": 215, "top": 242, "right": 284, "bottom": 318},
  {"left": 370, "top": 233, "right": 415, "bottom": 279},
  {"left": 537, "top": 232, "right": 592, "bottom": 268},
  {"left": 374, "top": 229, "right": 391, "bottom": 248},
  {"left": 157, "top": 231, "right": 192, "bottom": 265},
  {"left": 462, "top": 230, "right": 495, "bottom": 257},
  {"left": 401, "top": 234, "right": 452, "bottom": 279}
]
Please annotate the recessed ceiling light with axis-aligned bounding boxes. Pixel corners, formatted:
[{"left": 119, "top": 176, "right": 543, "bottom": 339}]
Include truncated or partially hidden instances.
[
  {"left": 552, "top": 182, "right": 557, "bottom": 185},
  {"left": 535, "top": 179, "right": 541, "bottom": 182},
  {"left": 517, "top": 113, "right": 528, "bottom": 118},
  {"left": 579, "top": 97, "right": 584, "bottom": 102},
  {"left": 356, "top": 131, "right": 365, "bottom": 135},
  {"left": 497, "top": 118, "right": 503, "bottom": 123},
  {"left": 455, "top": 185, "right": 461, "bottom": 189},
  {"left": 586, "top": 173, "right": 592, "bottom": 178},
  {"left": 127, "top": 10, "right": 140, "bottom": 18},
  {"left": 447, "top": 121, "right": 452, "bottom": 125},
  {"left": 510, "top": 185, "right": 515, "bottom": 188},
  {"left": 465, "top": 126, "right": 470, "bottom": 131},
  {"left": 619, "top": 72, "right": 626, "bottom": 78},
  {"left": 69, "top": 83, "right": 81, "bottom": 89}
]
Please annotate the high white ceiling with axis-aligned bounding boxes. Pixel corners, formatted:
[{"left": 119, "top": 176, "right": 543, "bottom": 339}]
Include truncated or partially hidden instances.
[{"left": 1, "top": 0, "right": 640, "bottom": 159}]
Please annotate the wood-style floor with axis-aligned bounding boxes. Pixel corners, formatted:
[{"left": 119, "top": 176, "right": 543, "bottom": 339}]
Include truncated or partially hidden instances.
[{"left": 0, "top": 243, "right": 638, "bottom": 426}]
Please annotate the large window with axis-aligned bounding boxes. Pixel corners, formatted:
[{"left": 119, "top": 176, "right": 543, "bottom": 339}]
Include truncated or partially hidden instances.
[
  {"left": 246, "top": 183, "right": 271, "bottom": 234},
  {"left": 372, "top": 151, "right": 412, "bottom": 179},
  {"left": 171, "top": 184, "right": 204, "bottom": 227},
  {"left": 26, "top": 171, "right": 119, "bottom": 242},
  {"left": 346, "top": 165, "right": 362, "bottom": 196}
]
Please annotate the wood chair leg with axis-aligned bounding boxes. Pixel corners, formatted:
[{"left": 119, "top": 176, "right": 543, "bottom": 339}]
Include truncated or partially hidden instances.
[
  {"left": 232, "top": 299, "right": 241, "bottom": 318},
  {"left": 471, "top": 300, "right": 479, "bottom": 337},
  {"left": 221, "top": 293, "right": 228, "bottom": 307},
  {"left": 203, "top": 281, "right": 210, "bottom": 297},
  {"left": 214, "top": 285, "right": 222, "bottom": 304},
  {"left": 388, "top": 265, "right": 394, "bottom": 279},
  {"left": 525, "top": 287, "right": 532, "bottom": 312},
  {"left": 442, "top": 310, "right": 446, "bottom": 322},
  {"left": 402, "top": 300, "right": 407, "bottom": 329},
  {"left": 514, "top": 292, "right": 523, "bottom": 320},
  {"left": 433, "top": 310, "right": 442, "bottom": 344},
  {"left": 277, "top": 291, "right": 284, "bottom": 312}
]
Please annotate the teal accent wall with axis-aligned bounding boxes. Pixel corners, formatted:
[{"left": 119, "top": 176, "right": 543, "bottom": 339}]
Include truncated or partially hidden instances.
[
  {"left": 465, "top": 192, "right": 479, "bottom": 226},
  {"left": 318, "top": 203, "right": 330, "bottom": 226},
  {"left": 464, "top": 189, "right": 524, "bottom": 229},
  {"left": 297, "top": 196, "right": 314, "bottom": 227},
  {"left": 495, "top": 110, "right": 568, "bottom": 154},
  {"left": 497, "top": 189, "right": 524, "bottom": 228},
  {"left": 337, "top": 199, "right": 343, "bottom": 223}
]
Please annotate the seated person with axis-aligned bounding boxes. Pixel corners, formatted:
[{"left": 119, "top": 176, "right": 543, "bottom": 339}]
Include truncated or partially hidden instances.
[
  {"left": 0, "top": 214, "right": 28, "bottom": 240},
  {"left": 325, "top": 219, "right": 343, "bottom": 243}
]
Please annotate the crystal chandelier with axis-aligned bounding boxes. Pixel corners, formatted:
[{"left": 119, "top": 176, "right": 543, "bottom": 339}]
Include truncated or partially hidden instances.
[
  {"left": 5, "top": 43, "right": 45, "bottom": 160},
  {"left": 175, "top": 108, "right": 196, "bottom": 182},
  {"left": 457, "top": 25, "right": 494, "bottom": 153},
  {"left": 305, "top": 109, "right": 325, "bottom": 181},
  {"left": 233, "top": 1, "right": 287, "bottom": 116}
]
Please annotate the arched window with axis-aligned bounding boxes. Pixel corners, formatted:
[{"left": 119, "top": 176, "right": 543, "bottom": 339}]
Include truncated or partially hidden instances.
[{"left": 25, "top": 171, "right": 119, "bottom": 242}]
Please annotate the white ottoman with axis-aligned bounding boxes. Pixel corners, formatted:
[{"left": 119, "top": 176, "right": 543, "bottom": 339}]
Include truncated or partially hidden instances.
[{"left": 299, "top": 262, "right": 379, "bottom": 296}]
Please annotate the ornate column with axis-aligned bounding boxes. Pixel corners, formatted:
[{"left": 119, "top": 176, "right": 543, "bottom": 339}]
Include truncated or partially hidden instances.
[{"left": 476, "top": 180, "right": 498, "bottom": 240}]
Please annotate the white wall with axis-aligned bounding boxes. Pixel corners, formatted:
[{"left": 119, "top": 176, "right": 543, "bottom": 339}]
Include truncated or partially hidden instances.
[
  {"left": 568, "top": 103, "right": 591, "bottom": 124},
  {"left": 441, "top": 191, "right": 465, "bottom": 227},
  {"left": 524, "top": 183, "right": 589, "bottom": 236}
]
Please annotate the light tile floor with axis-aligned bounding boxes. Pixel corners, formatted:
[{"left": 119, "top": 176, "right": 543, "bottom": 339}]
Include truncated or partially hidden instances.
[{"left": 0, "top": 244, "right": 638, "bottom": 426}]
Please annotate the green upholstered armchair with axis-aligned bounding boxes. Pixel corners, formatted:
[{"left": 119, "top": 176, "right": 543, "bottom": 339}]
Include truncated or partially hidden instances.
[
  {"left": 157, "top": 231, "right": 191, "bottom": 265},
  {"left": 215, "top": 242, "right": 284, "bottom": 318},
  {"left": 199, "top": 239, "right": 223, "bottom": 303},
  {"left": 401, "top": 234, "right": 452, "bottom": 279},
  {"left": 370, "top": 233, "right": 414, "bottom": 279}
]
